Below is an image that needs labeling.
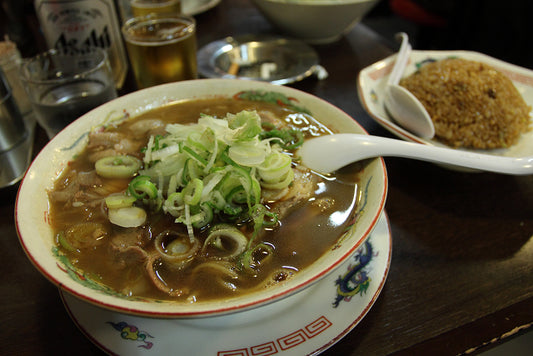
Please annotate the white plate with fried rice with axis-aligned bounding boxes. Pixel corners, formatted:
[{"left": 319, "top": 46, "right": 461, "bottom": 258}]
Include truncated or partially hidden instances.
[{"left": 357, "top": 50, "right": 533, "bottom": 169}]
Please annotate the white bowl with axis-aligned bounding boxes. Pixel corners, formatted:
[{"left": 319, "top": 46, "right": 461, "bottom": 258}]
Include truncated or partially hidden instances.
[
  {"left": 251, "top": 0, "right": 379, "bottom": 44},
  {"left": 15, "top": 79, "right": 387, "bottom": 318}
]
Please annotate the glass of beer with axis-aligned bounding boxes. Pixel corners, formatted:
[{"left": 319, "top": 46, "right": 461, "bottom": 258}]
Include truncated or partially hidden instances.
[
  {"left": 131, "top": 0, "right": 181, "bottom": 17},
  {"left": 19, "top": 47, "right": 117, "bottom": 139},
  {"left": 122, "top": 13, "right": 197, "bottom": 89}
]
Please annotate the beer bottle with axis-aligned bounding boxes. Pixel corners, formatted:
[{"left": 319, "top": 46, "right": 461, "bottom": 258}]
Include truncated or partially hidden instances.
[{"left": 34, "top": 0, "right": 128, "bottom": 89}]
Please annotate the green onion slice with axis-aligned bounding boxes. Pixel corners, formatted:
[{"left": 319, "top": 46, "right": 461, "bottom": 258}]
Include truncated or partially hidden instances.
[
  {"left": 108, "top": 206, "right": 147, "bottom": 228},
  {"left": 105, "top": 194, "right": 137, "bottom": 209},
  {"left": 202, "top": 224, "right": 248, "bottom": 259},
  {"left": 128, "top": 175, "right": 158, "bottom": 200},
  {"left": 182, "top": 178, "right": 203, "bottom": 205},
  {"left": 240, "top": 242, "right": 274, "bottom": 273},
  {"left": 95, "top": 155, "right": 141, "bottom": 179}
]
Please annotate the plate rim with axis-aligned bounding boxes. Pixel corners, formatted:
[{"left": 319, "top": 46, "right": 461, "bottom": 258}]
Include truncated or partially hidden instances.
[{"left": 59, "top": 211, "right": 392, "bottom": 356}]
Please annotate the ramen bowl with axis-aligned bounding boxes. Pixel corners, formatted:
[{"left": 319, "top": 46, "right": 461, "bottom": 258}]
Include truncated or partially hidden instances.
[
  {"left": 15, "top": 79, "right": 387, "bottom": 318},
  {"left": 251, "top": 0, "right": 379, "bottom": 44}
]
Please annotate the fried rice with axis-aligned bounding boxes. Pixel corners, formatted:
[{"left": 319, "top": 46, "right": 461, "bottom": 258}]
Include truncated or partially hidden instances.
[{"left": 400, "top": 58, "right": 532, "bottom": 149}]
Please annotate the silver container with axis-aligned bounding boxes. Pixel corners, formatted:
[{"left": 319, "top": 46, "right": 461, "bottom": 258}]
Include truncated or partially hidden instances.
[{"left": 198, "top": 35, "right": 327, "bottom": 85}]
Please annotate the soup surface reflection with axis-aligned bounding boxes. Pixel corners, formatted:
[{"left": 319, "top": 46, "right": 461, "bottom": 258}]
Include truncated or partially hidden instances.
[{"left": 48, "top": 97, "right": 362, "bottom": 302}]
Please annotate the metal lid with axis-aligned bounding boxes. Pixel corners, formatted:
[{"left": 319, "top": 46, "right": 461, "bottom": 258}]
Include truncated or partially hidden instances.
[{"left": 197, "top": 35, "right": 327, "bottom": 85}]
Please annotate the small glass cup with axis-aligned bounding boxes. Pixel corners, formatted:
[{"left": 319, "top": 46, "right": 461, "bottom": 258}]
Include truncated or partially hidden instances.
[
  {"left": 20, "top": 47, "right": 117, "bottom": 139},
  {"left": 122, "top": 13, "right": 197, "bottom": 89}
]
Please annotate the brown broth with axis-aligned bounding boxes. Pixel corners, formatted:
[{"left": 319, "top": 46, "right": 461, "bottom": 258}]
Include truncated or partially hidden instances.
[{"left": 49, "top": 98, "right": 361, "bottom": 302}]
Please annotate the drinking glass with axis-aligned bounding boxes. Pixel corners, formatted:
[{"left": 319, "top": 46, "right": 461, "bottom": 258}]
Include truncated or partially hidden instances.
[
  {"left": 20, "top": 47, "right": 117, "bottom": 139},
  {"left": 122, "top": 13, "right": 197, "bottom": 89},
  {"left": 131, "top": 0, "right": 181, "bottom": 17}
]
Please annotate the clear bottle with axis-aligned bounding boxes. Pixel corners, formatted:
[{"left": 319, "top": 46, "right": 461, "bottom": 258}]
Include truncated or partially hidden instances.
[{"left": 34, "top": 0, "right": 128, "bottom": 89}]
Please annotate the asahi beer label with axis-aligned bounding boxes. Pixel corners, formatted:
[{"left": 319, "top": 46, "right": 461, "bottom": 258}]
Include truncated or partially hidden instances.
[{"left": 35, "top": 0, "right": 128, "bottom": 88}]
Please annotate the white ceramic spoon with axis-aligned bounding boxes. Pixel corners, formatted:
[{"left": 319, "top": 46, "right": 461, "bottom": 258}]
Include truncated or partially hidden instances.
[
  {"left": 299, "top": 134, "right": 533, "bottom": 175},
  {"left": 384, "top": 33, "right": 435, "bottom": 139}
]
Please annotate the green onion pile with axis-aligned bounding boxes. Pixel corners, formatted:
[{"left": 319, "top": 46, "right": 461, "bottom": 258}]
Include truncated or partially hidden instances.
[{"left": 97, "top": 110, "right": 304, "bottom": 251}]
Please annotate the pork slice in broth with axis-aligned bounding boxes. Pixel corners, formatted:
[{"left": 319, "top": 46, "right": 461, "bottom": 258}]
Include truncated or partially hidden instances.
[
  {"left": 87, "top": 131, "right": 144, "bottom": 162},
  {"left": 267, "top": 167, "right": 320, "bottom": 219}
]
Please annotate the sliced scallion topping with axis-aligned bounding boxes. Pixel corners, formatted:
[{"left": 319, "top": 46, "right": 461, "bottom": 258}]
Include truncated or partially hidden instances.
[
  {"left": 105, "top": 194, "right": 137, "bottom": 209},
  {"left": 128, "top": 175, "right": 158, "bottom": 200},
  {"left": 104, "top": 110, "right": 303, "bottom": 252},
  {"left": 95, "top": 155, "right": 141, "bottom": 179},
  {"left": 182, "top": 178, "right": 203, "bottom": 205},
  {"left": 108, "top": 206, "right": 147, "bottom": 228}
]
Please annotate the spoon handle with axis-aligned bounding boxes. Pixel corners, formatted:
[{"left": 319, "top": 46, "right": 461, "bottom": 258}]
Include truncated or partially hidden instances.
[
  {"left": 301, "top": 134, "right": 533, "bottom": 175},
  {"left": 388, "top": 32, "right": 411, "bottom": 86}
]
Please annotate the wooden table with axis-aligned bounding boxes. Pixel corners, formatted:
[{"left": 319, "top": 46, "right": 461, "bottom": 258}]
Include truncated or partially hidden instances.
[{"left": 3, "top": 0, "right": 533, "bottom": 355}]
